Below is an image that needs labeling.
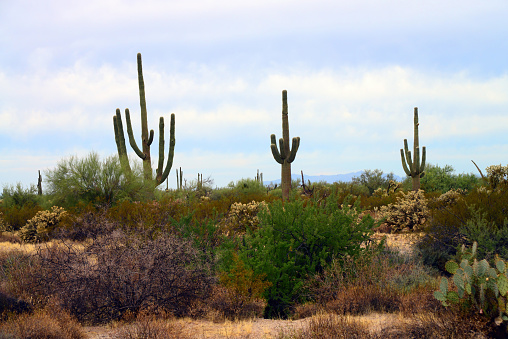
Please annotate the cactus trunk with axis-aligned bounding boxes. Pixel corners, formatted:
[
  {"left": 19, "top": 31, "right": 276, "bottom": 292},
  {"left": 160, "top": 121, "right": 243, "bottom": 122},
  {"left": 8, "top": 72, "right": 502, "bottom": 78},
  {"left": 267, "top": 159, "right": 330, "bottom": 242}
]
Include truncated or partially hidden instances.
[{"left": 271, "top": 90, "right": 300, "bottom": 201}]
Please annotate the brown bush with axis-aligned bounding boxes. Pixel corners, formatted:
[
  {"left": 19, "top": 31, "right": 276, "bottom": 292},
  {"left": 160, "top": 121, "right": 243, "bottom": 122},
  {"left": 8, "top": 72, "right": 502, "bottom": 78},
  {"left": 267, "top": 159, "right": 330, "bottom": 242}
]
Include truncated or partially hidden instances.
[
  {"left": 31, "top": 231, "right": 215, "bottom": 324},
  {"left": 0, "top": 302, "right": 85, "bottom": 339},
  {"left": 112, "top": 310, "right": 187, "bottom": 339},
  {"left": 276, "top": 314, "right": 372, "bottom": 339}
]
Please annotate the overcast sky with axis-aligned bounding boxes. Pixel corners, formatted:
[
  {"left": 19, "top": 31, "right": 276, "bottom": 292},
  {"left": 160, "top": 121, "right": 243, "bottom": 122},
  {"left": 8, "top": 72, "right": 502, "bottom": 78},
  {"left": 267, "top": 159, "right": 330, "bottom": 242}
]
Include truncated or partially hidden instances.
[{"left": 1, "top": 0, "right": 508, "bottom": 190}]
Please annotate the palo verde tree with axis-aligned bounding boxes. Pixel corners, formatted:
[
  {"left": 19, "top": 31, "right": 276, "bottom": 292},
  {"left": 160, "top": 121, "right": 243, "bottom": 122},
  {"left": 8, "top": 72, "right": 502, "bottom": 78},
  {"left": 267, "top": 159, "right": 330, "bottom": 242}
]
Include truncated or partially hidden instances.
[
  {"left": 113, "top": 53, "right": 175, "bottom": 186},
  {"left": 270, "top": 90, "right": 300, "bottom": 200},
  {"left": 400, "top": 107, "right": 426, "bottom": 191}
]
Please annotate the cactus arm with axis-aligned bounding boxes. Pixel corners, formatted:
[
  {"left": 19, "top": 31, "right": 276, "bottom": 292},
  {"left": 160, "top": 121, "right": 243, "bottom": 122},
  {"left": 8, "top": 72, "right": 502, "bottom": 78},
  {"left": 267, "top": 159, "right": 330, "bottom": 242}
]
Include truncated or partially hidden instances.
[
  {"left": 271, "top": 134, "right": 284, "bottom": 164},
  {"left": 404, "top": 139, "right": 415, "bottom": 174},
  {"left": 156, "top": 117, "right": 165, "bottom": 180},
  {"left": 420, "top": 146, "right": 427, "bottom": 173},
  {"left": 279, "top": 138, "right": 286, "bottom": 160},
  {"left": 147, "top": 129, "right": 154, "bottom": 146},
  {"left": 124, "top": 108, "right": 147, "bottom": 160},
  {"left": 400, "top": 148, "right": 411, "bottom": 176},
  {"left": 287, "top": 137, "right": 300, "bottom": 163},
  {"left": 113, "top": 109, "right": 132, "bottom": 172},
  {"left": 157, "top": 114, "right": 175, "bottom": 185}
]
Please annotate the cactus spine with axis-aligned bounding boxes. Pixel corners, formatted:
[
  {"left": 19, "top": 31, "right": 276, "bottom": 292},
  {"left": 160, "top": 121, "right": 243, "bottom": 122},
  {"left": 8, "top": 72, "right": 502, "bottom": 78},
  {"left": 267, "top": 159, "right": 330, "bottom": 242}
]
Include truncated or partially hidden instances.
[
  {"left": 400, "top": 107, "right": 426, "bottom": 191},
  {"left": 113, "top": 53, "right": 175, "bottom": 186},
  {"left": 271, "top": 90, "right": 300, "bottom": 201}
]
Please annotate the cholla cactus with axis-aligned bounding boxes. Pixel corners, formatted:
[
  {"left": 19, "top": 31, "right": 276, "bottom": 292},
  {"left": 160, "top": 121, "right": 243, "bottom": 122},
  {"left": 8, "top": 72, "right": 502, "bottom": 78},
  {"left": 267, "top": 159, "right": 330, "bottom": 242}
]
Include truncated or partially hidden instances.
[
  {"left": 221, "top": 201, "right": 268, "bottom": 235},
  {"left": 378, "top": 189, "right": 429, "bottom": 232},
  {"left": 434, "top": 242, "right": 508, "bottom": 328},
  {"left": 485, "top": 164, "right": 508, "bottom": 189},
  {"left": 436, "top": 188, "right": 467, "bottom": 205},
  {"left": 19, "top": 206, "right": 67, "bottom": 243}
]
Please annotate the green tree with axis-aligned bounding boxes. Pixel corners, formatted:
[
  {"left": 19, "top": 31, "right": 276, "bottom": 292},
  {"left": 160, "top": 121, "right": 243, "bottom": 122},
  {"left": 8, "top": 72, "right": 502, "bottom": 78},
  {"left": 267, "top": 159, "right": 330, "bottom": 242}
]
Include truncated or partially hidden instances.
[
  {"left": 351, "top": 169, "right": 397, "bottom": 195},
  {"left": 414, "top": 164, "right": 480, "bottom": 193}
]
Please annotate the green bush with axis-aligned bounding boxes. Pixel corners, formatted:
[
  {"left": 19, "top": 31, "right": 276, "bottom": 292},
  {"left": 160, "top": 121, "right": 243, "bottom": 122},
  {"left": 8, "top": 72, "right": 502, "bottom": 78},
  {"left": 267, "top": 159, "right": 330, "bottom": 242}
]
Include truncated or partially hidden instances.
[
  {"left": 45, "top": 152, "right": 151, "bottom": 207},
  {"left": 418, "top": 185, "right": 508, "bottom": 271},
  {"left": 351, "top": 169, "right": 398, "bottom": 196},
  {"left": 233, "top": 193, "right": 380, "bottom": 318}
]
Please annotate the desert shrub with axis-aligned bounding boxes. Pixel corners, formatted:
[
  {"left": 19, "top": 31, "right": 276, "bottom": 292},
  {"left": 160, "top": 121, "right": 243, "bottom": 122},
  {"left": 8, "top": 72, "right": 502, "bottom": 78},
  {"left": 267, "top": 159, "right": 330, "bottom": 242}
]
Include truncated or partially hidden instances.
[
  {"left": 0, "top": 204, "right": 43, "bottom": 232},
  {"left": 0, "top": 292, "right": 32, "bottom": 319},
  {"left": 419, "top": 185, "right": 508, "bottom": 271},
  {"left": 416, "top": 164, "right": 481, "bottom": 193},
  {"left": 0, "top": 251, "right": 44, "bottom": 306},
  {"left": 54, "top": 208, "right": 118, "bottom": 241},
  {"left": 31, "top": 231, "right": 214, "bottom": 323},
  {"left": 305, "top": 247, "right": 439, "bottom": 317},
  {"left": 112, "top": 310, "right": 187, "bottom": 339},
  {"left": 377, "top": 189, "right": 429, "bottom": 233},
  {"left": 45, "top": 152, "right": 151, "bottom": 207},
  {"left": 19, "top": 206, "right": 67, "bottom": 243},
  {"left": 211, "top": 253, "right": 270, "bottom": 320},
  {"left": 106, "top": 199, "right": 184, "bottom": 233},
  {"left": 0, "top": 302, "right": 85, "bottom": 339},
  {"left": 1, "top": 184, "right": 40, "bottom": 209},
  {"left": 276, "top": 314, "right": 372, "bottom": 339},
  {"left": 234, "top": 193, "right": 379, "bottom": 318}
]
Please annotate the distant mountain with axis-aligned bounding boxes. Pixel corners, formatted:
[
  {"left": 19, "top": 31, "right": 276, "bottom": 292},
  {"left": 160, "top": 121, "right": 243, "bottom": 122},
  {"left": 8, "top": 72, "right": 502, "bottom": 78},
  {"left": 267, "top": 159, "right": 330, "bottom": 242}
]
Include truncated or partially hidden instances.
[{"left": 264, "top": 171, "right": 403, "bottom": 186}]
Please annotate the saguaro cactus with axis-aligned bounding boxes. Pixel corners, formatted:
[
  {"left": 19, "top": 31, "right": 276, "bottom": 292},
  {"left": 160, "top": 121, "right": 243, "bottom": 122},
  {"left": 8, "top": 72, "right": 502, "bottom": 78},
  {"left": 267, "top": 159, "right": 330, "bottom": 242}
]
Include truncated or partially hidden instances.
[
  {"left": 271, "top": 90, "right": 300, "bottom": 200},
  {"left": 400, "top": 107, "right": 426, "bottom": 191},
  {"left": 113, "top": 53, "right": 175, "bottom": 186}
]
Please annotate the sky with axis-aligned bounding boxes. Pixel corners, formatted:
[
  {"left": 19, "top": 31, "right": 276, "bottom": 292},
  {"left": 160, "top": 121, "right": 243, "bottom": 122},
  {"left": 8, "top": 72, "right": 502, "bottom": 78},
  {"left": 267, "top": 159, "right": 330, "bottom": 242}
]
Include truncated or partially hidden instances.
[{"left": 1, "top": 0, "right": 508, "bottom": 190}]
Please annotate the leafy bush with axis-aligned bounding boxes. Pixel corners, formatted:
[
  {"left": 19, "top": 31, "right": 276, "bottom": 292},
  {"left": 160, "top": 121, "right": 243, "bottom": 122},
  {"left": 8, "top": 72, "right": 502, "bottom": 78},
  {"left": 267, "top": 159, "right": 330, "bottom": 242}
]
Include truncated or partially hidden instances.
[
  {"left": 212, "top": 253, "right": 270, "bottom": 320},
  {"left": 1, "top": 183, "right": 40, "bottom": 209},
  {"left": 234, "top": 193, "right": 379, "bottom": 318},
  {"left": 45, "top": 152, "right": 151, "bottom": 207},
  {"left": 19, "top": 206, "right": 67, "bottom": 243},
  {"left": 417, "top": 163, "right": 480, "bottom": 193},
  {"left": 351, "top": 169, "right": 398, "bottom": 196},
  {"left": 377, "top": 189, "right": 429, "bottom": 233},
  {"left": 31, "top": 231, "right": 214, "bottom": 323}
]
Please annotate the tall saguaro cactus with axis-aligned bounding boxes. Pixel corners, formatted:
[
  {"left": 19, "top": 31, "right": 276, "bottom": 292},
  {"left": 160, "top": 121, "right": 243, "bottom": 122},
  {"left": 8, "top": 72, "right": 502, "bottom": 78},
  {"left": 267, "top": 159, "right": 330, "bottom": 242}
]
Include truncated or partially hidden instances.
[
  {"left": 271, "top": 90, "right": 300, "bottom": 200},
  {"left": 400, "top": 107, "right": 426, "bottom": 191},
  {"left": 113, "top": 53, "right": 175, "bottom": 186}
]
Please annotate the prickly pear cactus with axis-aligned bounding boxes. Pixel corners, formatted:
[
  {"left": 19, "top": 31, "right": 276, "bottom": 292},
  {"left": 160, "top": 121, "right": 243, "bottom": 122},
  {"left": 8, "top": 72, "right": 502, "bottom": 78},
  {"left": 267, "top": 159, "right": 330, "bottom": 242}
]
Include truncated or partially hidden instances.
[{"left": 434, "top": 242, "right": 508, "bottom": 328}]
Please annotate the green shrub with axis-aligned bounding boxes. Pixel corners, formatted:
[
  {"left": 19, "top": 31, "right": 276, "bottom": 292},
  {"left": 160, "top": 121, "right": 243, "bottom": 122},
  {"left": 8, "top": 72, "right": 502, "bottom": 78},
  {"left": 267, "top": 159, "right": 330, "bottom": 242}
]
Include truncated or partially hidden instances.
[
  {"left": 418, "top": 164, "right": 481, "bottom": 193},
  {"left": 234, "top": 193, "right": 379, "bottom": 318},
  {"left": 419, "top": 185, "right": 508, "bottom": 271},
  {"left": 45, "top": 152, "right": 151, "bottom": 207},
  {"left": 351, "top": 169, "right": 398, "bottom": 196}
]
